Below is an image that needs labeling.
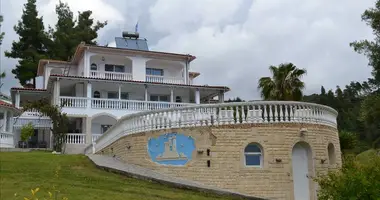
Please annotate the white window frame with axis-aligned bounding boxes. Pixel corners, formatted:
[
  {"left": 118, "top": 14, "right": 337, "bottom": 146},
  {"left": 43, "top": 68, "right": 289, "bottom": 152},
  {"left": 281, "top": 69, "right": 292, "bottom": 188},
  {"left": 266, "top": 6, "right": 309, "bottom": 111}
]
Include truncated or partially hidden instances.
[
  {"left": 150, "top": 95, "right": 170, "bottom": 102},
  {"left": 105, "top": 64, "right": 126, "bottom": 73},
  {"left": 244, "top": 144, "right": 263, "bottom": 168},
  {"left": 107, "top": 91, "right": 118, "bottom": 99}
]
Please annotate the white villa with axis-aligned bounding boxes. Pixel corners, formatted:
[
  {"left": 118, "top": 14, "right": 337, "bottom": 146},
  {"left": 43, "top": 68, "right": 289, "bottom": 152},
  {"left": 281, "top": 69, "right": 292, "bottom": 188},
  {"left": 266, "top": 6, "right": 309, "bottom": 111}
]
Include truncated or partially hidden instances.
[{"left": 1, "top": 32, "right": 229, "bottom": 153}]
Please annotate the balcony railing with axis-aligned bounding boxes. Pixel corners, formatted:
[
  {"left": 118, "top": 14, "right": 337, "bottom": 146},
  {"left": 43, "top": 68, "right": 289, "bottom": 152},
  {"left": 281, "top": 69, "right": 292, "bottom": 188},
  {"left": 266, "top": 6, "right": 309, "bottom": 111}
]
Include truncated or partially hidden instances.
[
  {"left": 90, "top": 70, "right": 133, "bottom": 81},
  {"left": 92, "top": 134, "right": 101, "bottom": 143},
  {"left": 86, "top": 101, "right": 338, "bottom": 154},
  {"left": 59, "top": 97, "right": 193, "bottom": 111},
  {"left": 60, "top": 97, "right": 87, "bottom": 108},
  {"left": 0, "top": 131, "right": 14, "bottom": 148},
  {"left": 66, "top": 133, "right": 86, "bottom": 144},
  {"left": 146, "top": 75, "right": 185, "bottom": 84},
  {"left": 13, "top": 118, "right": 52, "bottom": 129}
]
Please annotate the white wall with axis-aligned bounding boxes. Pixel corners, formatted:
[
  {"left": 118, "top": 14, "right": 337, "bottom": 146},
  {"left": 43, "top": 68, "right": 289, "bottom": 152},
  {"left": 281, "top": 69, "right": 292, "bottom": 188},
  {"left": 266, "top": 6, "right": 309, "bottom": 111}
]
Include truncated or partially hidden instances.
[
  {"left": 146, "top": 59, "right": 185, "bottom": 78},
  {"left": 89, "top": 54, "right": 132, "bottom": 73},
  {"left": 91, "top": 115, "right": 117, "bottom": 135}
]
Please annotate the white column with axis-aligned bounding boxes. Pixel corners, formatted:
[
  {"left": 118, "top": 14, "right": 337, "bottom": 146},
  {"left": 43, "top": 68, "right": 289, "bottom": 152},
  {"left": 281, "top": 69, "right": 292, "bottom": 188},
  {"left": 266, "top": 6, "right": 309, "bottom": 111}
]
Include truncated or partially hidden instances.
[
  {"left": 170, "top": 88, "right": 174, "bottom": 103},
  {"left": 9, "top": 113, "right": 13, "bottom": 132},
  {"left": 15, "top": 92, "right": 20, "bottom": 108},
  {"left": 87, "top": 82, "right": 92, "bottom": 108},
  {"left": 118, "top": 84, "right": 121, "bottom": 99},
  {"left": 144, "top": 85, "right": 148, "bottom": 101},
  {"left": 85, "top": 117, "right": 92, "bottom": 144},
  {"left": 49, "top": 130, "right": 53, "bottom": 149},
  {"left": 218, "top": 91, "right": 224, "bottom": 103},
  {"left": 195, "top": 89, "right": 200, "bottom": 104},
  {"left": 3, "top": 111, "right": 7, "bottom": 131},
  {"left": 56, "top": 79, "right": 60, "bottom": 105}
]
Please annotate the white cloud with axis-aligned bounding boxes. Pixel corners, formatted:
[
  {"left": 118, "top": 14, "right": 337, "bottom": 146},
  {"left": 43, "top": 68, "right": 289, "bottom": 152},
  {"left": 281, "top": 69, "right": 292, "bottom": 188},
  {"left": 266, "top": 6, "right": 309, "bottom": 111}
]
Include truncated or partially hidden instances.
[
  {"left": 0, "top": 0, "right": 377, "bottom": 100},
  {"left": 149, "top": 0, "right": 375, "bottom": 99}
]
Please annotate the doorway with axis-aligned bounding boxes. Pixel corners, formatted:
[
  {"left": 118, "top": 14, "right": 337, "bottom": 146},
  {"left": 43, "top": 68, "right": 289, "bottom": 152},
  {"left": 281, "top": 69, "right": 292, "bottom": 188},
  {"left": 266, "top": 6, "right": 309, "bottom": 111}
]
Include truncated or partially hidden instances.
[{"left": 292, "top": 142, "right": 312, "bottom": 200}]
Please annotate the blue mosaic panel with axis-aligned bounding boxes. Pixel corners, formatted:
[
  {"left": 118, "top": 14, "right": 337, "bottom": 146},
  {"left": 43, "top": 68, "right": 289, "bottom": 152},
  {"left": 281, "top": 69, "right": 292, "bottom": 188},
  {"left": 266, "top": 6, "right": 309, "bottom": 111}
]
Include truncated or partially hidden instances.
[{"left": 147, "top": 133, "right": 196, "bottom": 166}]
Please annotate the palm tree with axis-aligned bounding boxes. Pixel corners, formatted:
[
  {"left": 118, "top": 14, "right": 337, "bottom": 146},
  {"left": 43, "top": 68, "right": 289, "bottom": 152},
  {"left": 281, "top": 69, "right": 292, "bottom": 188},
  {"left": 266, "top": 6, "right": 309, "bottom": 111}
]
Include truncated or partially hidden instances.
[{"left": 258, "top": 63, "right": 307, "bottom": 101}]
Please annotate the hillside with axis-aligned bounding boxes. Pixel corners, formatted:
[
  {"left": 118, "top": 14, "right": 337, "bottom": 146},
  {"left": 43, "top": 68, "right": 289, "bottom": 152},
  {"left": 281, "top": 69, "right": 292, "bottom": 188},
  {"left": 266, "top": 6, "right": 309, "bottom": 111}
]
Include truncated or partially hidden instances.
[{"left": 0, "top": 151, "right": 235, "bottom": 200}]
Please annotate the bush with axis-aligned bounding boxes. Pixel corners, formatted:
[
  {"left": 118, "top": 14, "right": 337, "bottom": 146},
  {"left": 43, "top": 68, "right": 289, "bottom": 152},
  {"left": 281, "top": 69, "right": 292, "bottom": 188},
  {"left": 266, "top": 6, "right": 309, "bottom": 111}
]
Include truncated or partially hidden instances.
[
  {"left": 315, "top": 153, "right": 380, "bottom": 200},
  {"left": 21, "top": 123, "right": 34, "bottom": 142}
]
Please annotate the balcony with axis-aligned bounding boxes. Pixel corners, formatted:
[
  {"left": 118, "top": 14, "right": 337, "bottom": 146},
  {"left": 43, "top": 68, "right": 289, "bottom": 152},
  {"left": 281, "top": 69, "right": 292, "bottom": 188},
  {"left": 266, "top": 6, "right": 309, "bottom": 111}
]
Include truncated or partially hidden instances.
[
  {"left": 59, "top": 97, "right": 193, "bottom": 111},
  {"left": 146, "top": 75, "right": 185, "bottom": 84},
  {"left": 90, "top": 70, "right": 133, "bottom": 81}
]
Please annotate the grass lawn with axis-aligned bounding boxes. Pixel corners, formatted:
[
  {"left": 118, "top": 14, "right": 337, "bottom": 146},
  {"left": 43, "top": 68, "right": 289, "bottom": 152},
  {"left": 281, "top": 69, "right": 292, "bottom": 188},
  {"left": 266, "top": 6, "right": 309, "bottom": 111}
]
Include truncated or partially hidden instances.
[{"left": 0, "top": 151, "right": 235, "bottom": 200}]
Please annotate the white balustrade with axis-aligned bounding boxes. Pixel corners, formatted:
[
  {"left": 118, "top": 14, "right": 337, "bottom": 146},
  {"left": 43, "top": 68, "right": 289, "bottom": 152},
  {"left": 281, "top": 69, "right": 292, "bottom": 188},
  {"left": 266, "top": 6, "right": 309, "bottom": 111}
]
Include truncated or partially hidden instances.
[
  {"left": 65, "top": 134, "right": 86, "bottom": 144},
  {"left": 91, "top": 98, "right": 191, "bottom": 110},
  {"left": 90, "top": 71, "right": 133, "bottom": 81},
  {"left": 0, "top": 131, "right": 14, "bottom": 148},
  {"left": 59, "top": 97, "right": 87, "bottom": 108},
  {"left": 146, "top": 75, "right": 185, "bottom": 84},
  {"left": 92, "top": 134, "right": 101, "bottom": 143},
  {"left": 13, "top": 118, "right": 52, "bottom": 128},
  {"left": 86, "top": 101, "right": 338, "bottom": 154}
]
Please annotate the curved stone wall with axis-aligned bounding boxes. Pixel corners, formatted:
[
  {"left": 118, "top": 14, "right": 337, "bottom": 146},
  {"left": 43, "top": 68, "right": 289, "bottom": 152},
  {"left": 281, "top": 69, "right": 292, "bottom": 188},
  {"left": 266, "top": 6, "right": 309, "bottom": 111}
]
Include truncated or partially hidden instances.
[{"left": 97, "top": 123, "right": 341, "bottom": 200}]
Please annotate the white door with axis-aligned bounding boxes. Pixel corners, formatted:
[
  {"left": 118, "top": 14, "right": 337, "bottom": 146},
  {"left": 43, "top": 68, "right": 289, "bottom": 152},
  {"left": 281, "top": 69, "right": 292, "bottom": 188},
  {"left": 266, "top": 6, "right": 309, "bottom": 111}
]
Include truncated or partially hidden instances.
[{"left": 292, "top": 143, "right": 310, "bottom": 200}]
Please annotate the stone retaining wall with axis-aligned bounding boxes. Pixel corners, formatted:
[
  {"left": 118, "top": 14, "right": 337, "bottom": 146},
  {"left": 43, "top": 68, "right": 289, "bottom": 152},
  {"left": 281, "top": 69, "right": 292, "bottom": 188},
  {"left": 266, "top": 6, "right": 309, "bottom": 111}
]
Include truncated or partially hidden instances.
[{"left": 97, "top": 123, "right": 341, "bottom": 200}]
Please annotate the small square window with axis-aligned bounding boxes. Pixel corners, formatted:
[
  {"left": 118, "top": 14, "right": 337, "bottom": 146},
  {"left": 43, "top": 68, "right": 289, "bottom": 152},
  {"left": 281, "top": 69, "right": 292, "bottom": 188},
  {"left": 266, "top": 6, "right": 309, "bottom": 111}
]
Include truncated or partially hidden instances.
[
  {"left": 115, "top": 65, "right": 125, "bottom": 72},
  {"left": 121, "top": 92, "right": 129, "bottom": 100},
  {"left": 107, "top": 92, "right": 118, "bottom": 99},
  {"left": 105, "top": 64, "right": 114, "bottom": 72}
]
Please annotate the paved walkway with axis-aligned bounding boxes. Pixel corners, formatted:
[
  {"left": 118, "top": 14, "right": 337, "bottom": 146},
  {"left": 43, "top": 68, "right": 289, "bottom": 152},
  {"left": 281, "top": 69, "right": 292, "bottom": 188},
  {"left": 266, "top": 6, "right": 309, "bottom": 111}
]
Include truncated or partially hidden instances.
[{"left": 88, "top": 154, "right": 267, "bottom": 200}]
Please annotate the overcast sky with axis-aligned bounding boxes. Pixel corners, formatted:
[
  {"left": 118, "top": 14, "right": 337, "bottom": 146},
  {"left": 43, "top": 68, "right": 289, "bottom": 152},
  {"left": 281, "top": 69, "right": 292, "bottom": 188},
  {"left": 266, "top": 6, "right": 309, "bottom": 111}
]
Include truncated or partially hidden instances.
[{"left": 0, "top": 0, "right": 375, "bottom": 100}]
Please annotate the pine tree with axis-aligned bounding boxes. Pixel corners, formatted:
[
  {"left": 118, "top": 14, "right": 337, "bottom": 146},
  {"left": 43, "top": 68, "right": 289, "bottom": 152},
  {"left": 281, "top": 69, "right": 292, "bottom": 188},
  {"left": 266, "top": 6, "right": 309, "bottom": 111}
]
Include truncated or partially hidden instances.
[
  {"left": 0, "top": 15, "right": 5, "bottom": 80},
  {"left": 0, "top": 15, "right": 4, "bottom": 45},
  {"left": 4, "top": 0, "right": 49, "bottom": 87},
  {"left": 48, "top": 1, "right": 107, "bottom": 61}
]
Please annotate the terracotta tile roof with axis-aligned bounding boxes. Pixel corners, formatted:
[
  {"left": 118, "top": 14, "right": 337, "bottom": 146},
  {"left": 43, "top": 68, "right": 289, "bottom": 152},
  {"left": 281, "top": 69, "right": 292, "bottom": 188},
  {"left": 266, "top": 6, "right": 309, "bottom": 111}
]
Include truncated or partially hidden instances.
[
  {"left": 10, "top": 87, "right": 47, "bottom": 92},
  {"left": 50, "top": 74, "right": 230, "bottom": 91},
  {"left": 0, "top": 100, "right": 21, "bottom": 113}
]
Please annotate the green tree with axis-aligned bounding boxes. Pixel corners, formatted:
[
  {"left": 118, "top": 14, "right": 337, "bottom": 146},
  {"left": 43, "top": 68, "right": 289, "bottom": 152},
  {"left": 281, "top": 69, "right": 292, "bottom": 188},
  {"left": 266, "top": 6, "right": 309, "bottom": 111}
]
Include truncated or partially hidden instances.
[
  {"left": 48, "top": 1, "right": 107, "bottom": 61},
  {"left": 0, "top": 15, "right": 4, "bottom": 45},
  {"left": 315, "top": 155, "right": 380, "bottom": 200},
  {"left": 22, "top": 99, "right": 69, "bottom": 152},
  {"left": 350, "top": 0, "right": 380, "bottom": 89},
  {"left": 360, "top": 93, "right": 380, "bottom": 148},
  {"left": 0, "top": 15, "right": 5, "bottom": 81},
  {"left": 4, "top": 0, "right": 49, "bottom": 87},
  {"left": 20, "top": 123, "right": 34, "bottom": 146},
  {"left": 258, "top": 63, "right": 307, "bottom": 101}
]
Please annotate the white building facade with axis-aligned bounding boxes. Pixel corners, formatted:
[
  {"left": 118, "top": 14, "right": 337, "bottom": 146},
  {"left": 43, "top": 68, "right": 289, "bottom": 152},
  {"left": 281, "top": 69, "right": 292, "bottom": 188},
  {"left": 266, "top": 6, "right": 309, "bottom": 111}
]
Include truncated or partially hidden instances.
[{"left": 9, "top": 34, "right": 229, "bottom": 153}]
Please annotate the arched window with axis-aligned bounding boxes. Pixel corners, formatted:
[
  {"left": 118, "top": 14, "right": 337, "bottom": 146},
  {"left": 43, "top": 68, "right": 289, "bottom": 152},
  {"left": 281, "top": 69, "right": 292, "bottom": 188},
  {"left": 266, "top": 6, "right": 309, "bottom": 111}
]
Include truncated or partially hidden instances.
[
  {"left": 328, "top": 143, "right": 336, "bottom": 165},
  {"left": 244, "top": 143, "right": 263, "bottom": 167},
  {"left": 90, "top": 63, "right": 98, "bottom": 71},
  {"left": 93, "top": 91, "right": 100, "bottom": 98}
]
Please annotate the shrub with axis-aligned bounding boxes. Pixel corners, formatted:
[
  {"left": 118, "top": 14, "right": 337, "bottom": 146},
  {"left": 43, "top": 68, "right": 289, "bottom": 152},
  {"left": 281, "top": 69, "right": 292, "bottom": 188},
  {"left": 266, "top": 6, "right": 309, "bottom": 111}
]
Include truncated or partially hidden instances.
[
  {"left": 315, "top": 153, "right": 380, "bottom": 200},
  {"left": 21, "top": 123, "right": 34, "bottom": 142}
]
